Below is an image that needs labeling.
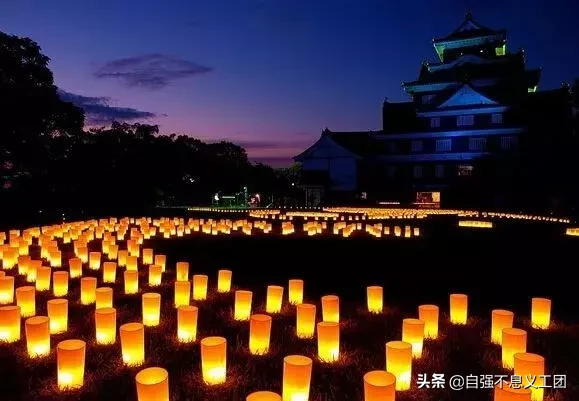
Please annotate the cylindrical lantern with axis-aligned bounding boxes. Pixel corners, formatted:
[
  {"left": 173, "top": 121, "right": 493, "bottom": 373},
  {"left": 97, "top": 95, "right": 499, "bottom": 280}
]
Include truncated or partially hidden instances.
[
  {"left": 217, "top": 269, "right": 232, "bottom": 293},
  {"left": 531, "top": 298, "right": 551, "bottom": 330},
  {"left": 386, "top": 341, "right": 412, "bottom": 391},
  {"left": 266, "top": 285, "right": 284, "bottom": 314},
  {"left": 176, "top": 262, "right": 189, "bottom": 281},
  {"left": 68, "top": 258, "right": 82, "bottom": 279},
  {"left": 126, "top": 255, "right": 138, "bottom": 272},
  {"left": 174, "top": 281, "right": 190, "bottom": 307},
  {"left": 25, "top": 316, "right": 50, "bottom": 357},
  {"left": 317, "top": 321, "right": 340, "bottom": 362},
  {"left": 0, "top": 305, "right": 21, "bottom": 342},
  {"left": 148, "top": 265, "right": 162, "bottom": 287},
  {"left": 321, "top": 295, "right": 340, "bottom": 323},
  {"left": 120, "top": 322, "right": 145, "bottom": 366},
  {"left": 52, "top": 271, "right": 69, "bottom": 297},
  {"left": 36, "top": 266, "right": 52, "bottom": 291},
  {"left": 193, "top": 274, "right": 209, "bottom": 300},
  {"left": 80, "top": 277, "right": 97, "bottom": 305},
  {"left": 96, "top": 287, "right": 114, "bottom": 309},
  {"left": 153, "top": 255, "right": 166, "bottom": 272},
  {"left": 288, "top": 279, "right": 304, "bottom": 305},
  {"left": 47, "top": 299, "right": 68, "bottom": 334},
  {"left": 514, "top": 353, "right": 545, "bottom": 401},
  {"left": 89, "top": 252, "right": 101, "bottom": 270},
  {"left": 402, "top": 318, "right": 425, "bottom": 358},
  {"left": 95, "top": 307, "right": 117, "bottom": 345},
  {"left": 282, "top": 355, "right": 312, "bottom": 401},
  {"left": 234, "top": 290, "right": 253, "bottom": 321},
  {"left": 135, "top": 367, "right": 169, "bottom": 401},
  {"left": 16, "top": 286, "right": 36, "bottom": 317},
  {"left": 102, "top": 262, "right": 117, "bottom": 283},
  {"left": 142, "top": 293, "right": 161, "bottom": 327},
  {"left": 418, "top": 304, "right": 439, "bottom": 339},
  {"left": 363, "top": 370, "right": 396, "bottom": 401},
  {"left": 367, "top": 286, "right": 383, "bottom": 314},
  {"left": 296, "top": 303, "right": 316, "bottom": 339},
  {"left": 27, "top": 259, "right": 41, "bottom": 282},
  {"left": 494, "top": 381, "right": 532, "bottom": 401},
  {"left": 124, "top": 270, "right": 139, "bottom": 295},
  {"left": 118, "top": 250, "right": 128, "bottom": 267},
  {"left": 57, "top": 339, "right": 86, "bottom": 390},
  {"left": 77, "top": 247, "right": 89, "bottom": 264},
  {"left": 450, "top": 293, "right": 468, "bottom": 325},
  {"left": 142, "top": 248, "right": 154, "bottom": 265},
  {"left": 0, "top": 276, "right": 15, "bottom": 304},
  {"left": 200, "top": 336, "right": 227, "bottom": 385},
  {"left": 249, "top": 314, "right": 272, "bottom": 355},
  {"left": 247, "top": 391, "right": 282, "bottom": 401},
  {"left": 492, "top": 309, "right": 514, "bottom": 345},
  {"left": 502, "top": 328, "right": 527, "bottom": 369},
  {"left": 177, "top": 305, "right": 198, "bottom": 343}
]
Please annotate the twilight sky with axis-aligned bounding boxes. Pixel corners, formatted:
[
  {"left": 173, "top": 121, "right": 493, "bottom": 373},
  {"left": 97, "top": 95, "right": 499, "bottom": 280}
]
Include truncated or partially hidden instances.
[{"left": 1, "top": 0, "right": 577, "bottom": 167}]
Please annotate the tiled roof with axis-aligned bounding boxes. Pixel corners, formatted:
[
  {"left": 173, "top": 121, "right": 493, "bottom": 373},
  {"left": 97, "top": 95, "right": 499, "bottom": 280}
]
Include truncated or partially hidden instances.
[{"left": 434, "top": 12, "right": 503, "bottom": 43}]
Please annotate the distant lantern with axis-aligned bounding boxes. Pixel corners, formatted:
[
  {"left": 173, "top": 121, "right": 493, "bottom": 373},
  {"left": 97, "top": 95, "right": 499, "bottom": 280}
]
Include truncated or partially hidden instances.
[
  {"left": 296, "top": 304, "right": 316, "bottom": 339},
  {"left": 514, "top": 353, "right": 545, "bottom": 401},
  {"left": 153, "top": 255, "right": 166, "bottom": 272},
  {"left": 102, "top": 262, "right": 117, "bottom": 283},
  {"left": 502, "top": 328, "right": 527, "bottom": 369},
  {"left": 135, "top": 367, "right": 169, "bottom": 401},
  {"left": 95, "top": 307, "right": 117, "bottom": 345},
  {"left": 142, "top": 293, "right": 161, "bottom": 327},
  {"left": 68, "top": 258, "right": 82, "bottom": 279},
  {"left": 118, "top": 250, "right": 128, "bottom": 267},
  {"left": 96, "top": 287, "right": 114, "bottom": 309},
  {"left": 321, "top": 295, "right": 340, "bottom": 323},
  {"left": 0, "top": 275, "right": 15, "bottom": 304},
  {"left": 142, "top": 248, "right": 154, "bottom": 265},
  {"left": 148, "top": 265, "right": 162, "bottom": 287},
  {"left": 363, "top": 370, "right": 396, "bottom": 401},
  {"left": 402, "top": 318, "right": 425, "bottom": 358},
  {"left": 531, "top": 298, "right": 551, "bottom": 330},
  {"left": 177, "top": 305, "right": 198, "bottom": 343},
  {"left": 491, "top": 310, "right": 514, "bottom": 345},
  {"left": 124, "top": 270, "right": 139, "bottom": 295},
  {"left": 25, "top": 316, "right": 50, "bottom": 358},
  {"left": 217, "top": 269, "right": 232, "bottom": 293},
  {"left": 52, "top": 271, "right": 69, "bottom": 297},
  {"left": 57, "top": 339, "right": 86, "bottom": 390},
  {"left": 16, "top": 286, "right": 36, "bottom": 317},
  {"left": 80, "top": 277, "right": 97, "bottom": 305},
  {"left": 89, "top": 252, "right": 101, "bottom": 270},
  {"left": 26, "top": 260, "right": 40, "bottom": 282},
  {"left": 317, "top": 322, "right": 340, "bottom": 362},
  {"left": 126, "top": 255, "right": 138, "bottom": 272},
  {"left": 266, "top": 285, "right": 284, "bottom": 314},
  {"left": 449, "top": 293, "right": 468, "bottom": 325},
  {"left": 0, "top": 305, "right": 21, "bottom": 342},
  {"left": 174, "top": 281, "right": 191, "bottom": 308},
  {"left": 77, "top": 247, "right": 89, "bottom": 263},
  {"left": 246, "top": 391, "right": 282, "bottom": 401},
  {"left": 493, "top": 381, "right": 532, "bottom": 401},
  {"left": 120, "top": 322, "right": 145, "bottom": 366},
  {"left": 418, "top": 304, "right": 439, "bottom": 339},
  {"left": 234, "top": 290, "right": 253, "bottom": 321},
  {"left": 367, "top": 286, "right": 383, "bottom": 314},
  {"left": 282, "top": 355, "right": 313, "bottom": 401},
  {"left": 288, "top": 279, "right": 304, "bottom": 305},
  {"left": 386, "top": 341, "right": 412, "bottom": 391},
  {"left": 176, "top": 262, "right": 189, "bottom": 281},
  {"left": 193, "top": 274, "right": 209, "bottom": 300},
  {"left": 47, "top": 299, "right": 68, "bottom": 334},
  {"left": 200, "top": 336, "right": 227, "bottom": 385},
  {"left": 36, "top": 266, "right": 52, "bottom": 291},
  {"left": 249, "top": 314, "right": 272, "bottom": 355}
]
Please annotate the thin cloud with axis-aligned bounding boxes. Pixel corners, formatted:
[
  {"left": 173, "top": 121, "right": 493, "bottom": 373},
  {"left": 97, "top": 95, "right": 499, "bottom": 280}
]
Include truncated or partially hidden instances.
[{"left": 232, "top": 136, "right": 314, "bottom": 150}]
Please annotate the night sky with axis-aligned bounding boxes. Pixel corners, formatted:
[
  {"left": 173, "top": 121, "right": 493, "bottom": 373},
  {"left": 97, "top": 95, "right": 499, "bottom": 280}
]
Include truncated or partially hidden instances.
[{"left": 1, "top": 0, "right": 577, "bottom": 167}]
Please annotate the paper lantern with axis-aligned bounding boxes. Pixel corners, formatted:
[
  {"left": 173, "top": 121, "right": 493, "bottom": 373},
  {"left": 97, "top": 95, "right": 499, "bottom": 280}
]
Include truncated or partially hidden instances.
[
  {"left": 363, "top": 370, "right": 396, "bottom": 401},
  {"left": 0, "top": 305, "right": 21, "bottom": 342},
  {"left": 246, "top": 391, "right": 282, "bottom": 401},
  {"left": 89, "top": 252, "right": 101, "bottom": 270},
  {"left": 118, "top": 250, "right": 128, "bottom": 267},
  {"left": 494, "top": 381, "right": 532, "bottom": 401},
  {"left": 102, "top": 262, "right": 117, "bottom": 283},
  {"left": 49, "top": 250, "right": 62, "bottom": 268},
  {"left": 77, "top": 247, "right": 88, "bottom": 264},
  {"left": 27, "top": 260, "right": 41, "bottom": 283},
  {"left": 402, "top": 318, "right": 425, "bottom": 358},
  {"left": 418, "top": 304, "right": 439, "bottom": 339},
  {"left": 47, "top": 299, "right": 68, "bottom": 334},
  {"left": 96, "top": 287, "right": 114, "bottom": 309},
  {"left": 317, "top": 322, "right": 339, "bottom": 362},
  {"left": 367, "top": 286, "right": 383, "bottom": 314},
  {"left": 217, "top": 269, "right": 232, "bottom": 293},
  {"left": 200, "top": 336, "right": 227, "bottom": 385},
  {"left": 321, "top": 295, "right": 340, "bottom": 323},
  {"left": 25, "top": 316, "right": 50, "bottom": 357},
  {"left": 36, "top": 266, "right": 52, "bottom": 291},
  {"left": 249, "top": 314, "right": 272, "bottom": 355},
  {"left": 174, "top": 280, "right": 191, "bottom": 307},
  {"left": 0, "top": 275, "right": 15, "bottom": 304},
  {"left": 124, "top": 270, "right": 139, "bottom": 294},
  {"left": 80, "top": 277, "right": 97, "bottom": 305},
  {"left": 514, "top": 353, "right": 545, "bottom": 401},
  {"left": 176, "top": 262, "right": 189, "bottom": 281},
  {"left": 282, "top": 355, "right": 312, "bottom": 401},
  {"left": 153, "top": 255, "right": 166, "bottom": 272},
  {"left": 492, "top": 309, "right": 514, "bottom": 345},
  {"left": 16, "top": 286, "right": 36, "bottom": 317},
  {"left": 120, "top": 322, "right": 145, "bottom": 366},
  {"left": 148, "top": 265, "right": 162, "bottom": 287},
  {"left": 296, "top": 303, "right": 316, "bottom": 339},
  {"left": 135, "top": 367, "right": 169, "bottom": 401},
  {"left": 142, "top": 293, "right": 161, "bottom": 327},
  {"left": 234, "top": 290, "right": 253, "bottom": 321},
  {"left": 108, "top": 244, "right": 118, "bottom": 260},
  {"left": 57, "top": 339, "right": 86, "bottom": 390},
  {"left": 177, "top": 305, "right": 198, "bottom": 343},
  {"left": 0, "top": 271, "right": 4, "bottom": 277},
  {"left": 17, "top": 255, "right": 31, "bottom": 276},
  {"left": 95, "top": 307, "right": 117, "bottom": 345},
  {"left": 531, "top": 298, "right": 551, "bottom": 330},
  {"left": 68, "top": 258, "right": 82, "bottom": 279},
  {"left": 386, "top": 341, "right": 412, "bottom": 391},
  {"left": 127, "top": 255, "right": 138, "bottom": 271},
  {"left": 450, "top": 293, "right": 468, "bottom": 325},
  {"left": 502, "top": 328, "right": 527, "bottom": 369},
  {"left": 142, "top": 248, "right": 154, "bottom": 265},
  {"left": 52, "top": 271, "right": 69, "bottom": 297},
  {"left": 2, "top": 247, "right": 18, "bottom": 269},
  {"left": 266, "top": 285, "right": 284, "bottom": 314},
  {"left": 288, "top": 279, "right": 304, "bottom": 305},
  {"left": 193, "top": 274, "right": 209, "bottom": 300}
]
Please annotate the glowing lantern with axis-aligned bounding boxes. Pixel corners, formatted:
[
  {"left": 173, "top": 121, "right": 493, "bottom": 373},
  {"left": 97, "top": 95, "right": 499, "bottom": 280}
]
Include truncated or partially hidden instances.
[
  {"left": 266, "top": 285, "right": 284, "bottom": 314},
  {"left": 142, "top": 293, "right": 161, "bottom": 327},
  {"left": 363, "top": 370, "right": 396, "bottom": 401},
  {"left": 217, "top": 269, "right": 232, "bottom": 292},
  {"left": 288, "top": 279, "right": 304, "bottom": 305},
  {"left": 124, "top": 270, "right": 139, "bottom": 294},
  {"left": 502, "top": 328, "right": 527, "bottom": 369},
  {"left": 176, "top": 262, "right": 189, "bottom": 281},
  {"left": 234, "top": 290, "right": 253, "bottom": 321},
  {"left": 153, "top": 255, "right": 166, "bottom": 272},
  {"left": 47, "top": 299, "right": 68, "bottom": 334},
  {"left": 96, "top": 287, "right": 114, "bottom": 309},
  {"left": 57, "top": 339, "right": 86, "bottom": 390},
  {"left": 142, "top": 248, "right": 154, "bottom": 265},
  {"left": 0, "top": 275, "right": 15, "bottom": 304},
  {"left": 95, "top": 307, "right": 117, "bottom": 345},
  {"left": 120, "top": 323, "right": 145, "bottom": 366},
  {"left": 52, "top": 271, "right": 69, "bottom": 297},
  {"left": 17, "top": 255, "right": 31, "bottom": 276},
  {"left": 80, "top": 277, "right": 97, "bottom": 305},
  {"left": 193, "top": 274, "right": 209, "bottom": 300},
  {"left": 16, "top": 286, "right": 36, "bottom": 317},
  {"left": 296, "top": 303, "right": 316, "bottom": 339},
  {"left": 514, "top": 353, "right": 545, "bottom": 401},
  {"left": 0, "top": 305, "right": 21, "bottom": 342},
  {"left": 49, "top": 250, "right": 62, "bottom": 268},
  {"left": 449, "top": 293, "right": 468, "bottom": 325},
  {"left": 148, "top": 265, "right": 162, "bottom": 287},
  {"left": 418, "top": 304, "right": 439, "bottom": 339},
  {"left": 386, "top": 341, "right": 412, "bottom": 391},
  {"left": 127, "top": 256, "right": 138, "bottom": 271},
  {"left": 402, "top": 318, "right": 425, "bottom": 358},
  {"left": 2, "top": 247, "right": 18, "bottom": 269},
  {"left": 200, "top": 336, "right": 227, "bottom": 385},
  {"left": 89, "top": 252, "right": 101, "bottom": 270},
  {"left": 174, "top": 281, "right": 190, "bottom": 307},
  {"left": 247, "top": 391, "right": 282, "bottom": 401},
  {"left": 102, "top": 262, "right": 117, "bottom": 283},
  {"left": 69, "top": 258, "right": 82, "bottom": 279},
  {"left": 321, "top": 295, "right": 340, "bottom": 323},
  {"left": 135, "top": 367, "right": 169, "bottom": 401},
  {"left": 282, "top": 355, "right": 312, "bottom": 401},
  {"left": 25, "top": 316, "right": 50, "bottom": 357},
  {"left": 367, "top": 286, "right": 383, "bottom": 314},
  {"left": 317, "top": 321, "right": 339, "bottom": 362},
  {"left": 26, "top": 260, "right": 40, "bottom": 282},
  {"left": 494, "top": 381, "right": 532, "bottom": 401},
  {"left": 491, "top": 309, "right": 514, "bottom": 345},
  {"left": 249, "top": 314, "right": 272, "bottom": 355},
  {"left": 0, "top": 271, "right": 3, "bottom": 277},
  {"left": 77, "top": 247, "right": 88, "bottom": 263},
  {"left": 118, "top": 250, "right": 128, "bottom": 267},
  {"left": 108, "top": 244, "right": 118, "bottom": 259},
  {"left": 36, "top": 266, "right": 51, "bottom": 291},
  {"left": 177, "top": 305, "right": 198, "bottom": 343},
  {"left": 531, "top": 298, "right": 551, "bottom": 330}
]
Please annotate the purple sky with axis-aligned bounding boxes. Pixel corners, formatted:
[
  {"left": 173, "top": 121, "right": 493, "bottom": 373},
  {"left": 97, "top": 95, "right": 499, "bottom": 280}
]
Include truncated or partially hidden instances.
[{"left": 1, "top": 0, "right": 577, "bottom": 167}]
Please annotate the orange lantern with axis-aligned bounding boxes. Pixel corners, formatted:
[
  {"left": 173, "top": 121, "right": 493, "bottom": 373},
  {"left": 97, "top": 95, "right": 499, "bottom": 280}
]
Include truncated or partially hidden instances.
[
  {"left": 296, "top": 303, "right": 316, "bottom": 339},
  {"left": 96, "top": 287, "right": 114, "bottom": 309},
  {"left": 288, "top": 279, "right": 304, "bottom": 305},
  {"left": 317, "top": 321, "right": 340, "bottom": 362},
  {"left": 217, "top": 269, "right": 232, "bottom": 293},
  {"left": 49, "top": 250, "right": 62, "bottom": 268},
  {"left": 148, "top": 265, "right": 162, "bottom": 287},
  {"left": 135, "top": 367, "right": 169, "bottom": 401},
  {"left": 418, "top": 304, "right": 439, "bottom": 339},
  {"left": 120, "top": 322, "right": 145, "bottom": 366},
  {"left": 176, "top": 262, "right": 189, "bottom": 281},
  {"left": 80, "top": 277, "right": 97, "bottom": 305},
  {"left": 57, "top": 339, "right": 86, "bottom": 390},
  {"left": 26, "top": 260, "right": 40, "bottom": 282},
  {"left": 68, "top": 257, "right": 82, "bottom": 279},
  {"left": 142, "top": 293, "right": 161, "bottom": 327},
  {"left": 174, "top": 281, "right": 190, "bottom": 307},
  {"left": 200, "top": 336, "right": 227, "bottom": 385},
  {"left": 126, "top": 255, "right": 138, "bottom": 272},
  {"left": 177, "top": 305, "right": 198, "bottom": 343},
  {"left": 0, "top": 305, "right": 21, "bottom": 342},
  {"left": 249, "top": 314, "right": 272, "bottom": 355},
  {"left": 234, "top": 290, "right": 253, "bottom": 321},
  {"left": 0, "top": 275, "right": 15, "bottom": 304},
  {"left": 118, "top": 250, "right": 128, "bottom": 267},
  {"left": 17, "top": 255, "right": 31, "bottom": 276},
  {"left": 142, "top": 248, "right": 154, "bottom": 265},
  {"left": 514, "top": 353, "right": 545, "bottom": 401},
  {"left": 95, "top": 307, "right": 117, "bottom": 345},
  {"left": 16, "top": 286, "right": 36, "bottom": 317},
  {"left": 492, "top": 309, "right": 514, "bottom": 345},
  {"left": 386, "top": 341, "right": 412, "bottom": 391},
  {"left": 77, "top": 247, "right": 89, "bottom": 264},
  {"left": 402, "top": 318, "right": 425, "bottom": 358},
  {"left": 0, "top": 271, "right": 4, "bottom": 277},
  {"left": 367, "top": 286, "right": 383, "bottom": 314},
  {"left": 124, "top": 270, "right": 139, "bottom": 294},
  {"left": 36, "top": 266, "right": 52, "bottom": 291},
  {"left": 282, "top": 355, "right": 312, "bottom": 401},
  {"left": 531, "top": 298, "right": 551, "bottom": 330},
  {"left": 449, "top": 293, "right": 468, "bottom": 325},
  {"left": 363, "top": 370, "right": 396, "bottom": 401},
  {"left": 153, "top": 254, "right": 166, "bottom": 272},
  {"left": 502, "top": 328, "right": 527, "bottom": 369},
  {"left": 321, "top": 295, "right": 340, "bottom": 323},
  {"left": 193, "top": 274, "right": 209, "bottom": 300},
  {"left": 25, "top": 316, "right": 50, "bottom": 357},
  {"left": 52, "top": 271, "right": 69, "bottom": 297},
  {"left": 247, "top": 391, "right": 282, "bottom": 401},
  {"left": 47, "top": 299, "right": 68, "bottom": 334},
  {"left": 89, "top": 252, "right": 101, "bottom": 270},
  {"left": 494, "top": 381, "right": 532, "bottom": 401},
  {"left": 102, "top": 262, "right": 117, "bottom": 283},
  {"left": 266, "top": 285, "right": 284, "bottom": 314}
]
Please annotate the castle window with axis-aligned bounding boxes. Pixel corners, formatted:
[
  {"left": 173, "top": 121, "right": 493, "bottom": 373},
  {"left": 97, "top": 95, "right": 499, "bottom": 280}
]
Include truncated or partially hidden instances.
[
  {"left": 457, "top": 165, "right": 473, "bottom": 176},
  {"left": 491, "top": 113, "right": 503, "bottom": 124},
  {"left": 435, "top": 164, "right": 444, "bottom": 178},
  {"left": 413, "top": 165, "right": 423, "bottom": 178},
  {"left": 457, "top": 115, "right": 474, "bottom": 126},
  {"left": 411, "top": 140, "right": 423, "bottom": 152},
  {"left": 430, "top": 117, "right": 441, "bottom": 128},
  {"left": 469, "top": 137, "right": 487, "bottom": 151},
  {"left": 501, "top": 136, "right": 518, "bottom": 150},
  {"left": 495, "top": 44, "right": 506, "bottom": 56},
  {"left": 436, "top": 139, "right": 452, "bottom": 152}
]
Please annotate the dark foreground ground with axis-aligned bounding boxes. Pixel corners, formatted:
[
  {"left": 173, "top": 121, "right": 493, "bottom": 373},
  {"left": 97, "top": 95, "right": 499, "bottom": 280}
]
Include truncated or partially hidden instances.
[{"left": 1, "top": 216, "right": 578, "bottom": 401}]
